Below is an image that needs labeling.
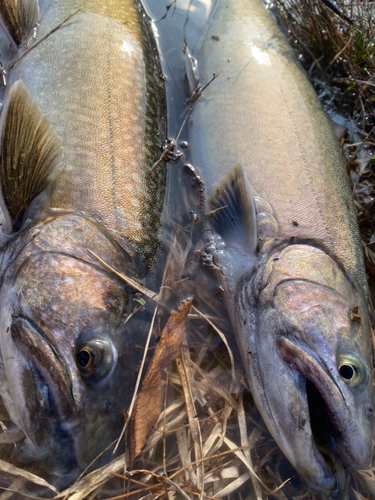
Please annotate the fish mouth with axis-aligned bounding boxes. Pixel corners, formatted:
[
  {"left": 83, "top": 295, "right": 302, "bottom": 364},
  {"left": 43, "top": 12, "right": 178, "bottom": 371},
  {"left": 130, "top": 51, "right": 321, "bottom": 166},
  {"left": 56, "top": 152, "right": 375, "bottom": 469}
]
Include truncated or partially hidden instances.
[
  {"left": 277, "top": 337, "right": 369, "bottom": 472},
  {"left": 10, "top": 317, "right": 82, "bottom": 464}
]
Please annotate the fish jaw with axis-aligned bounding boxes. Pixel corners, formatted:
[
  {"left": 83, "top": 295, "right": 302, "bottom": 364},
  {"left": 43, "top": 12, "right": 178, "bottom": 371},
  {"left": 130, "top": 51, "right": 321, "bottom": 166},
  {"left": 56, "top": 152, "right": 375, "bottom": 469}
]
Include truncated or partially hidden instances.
[
  {"left": 241, "top": 305, "right": 336, "bottom": 490},
  {"left": 277, "top": 336, "right": 373, "bottom": 470},
  {"left": 8, "top": 316, "right": 83, "bottom": 463},
  {"left": 231, "top": 245, "right": 374, "bottom": 490}
]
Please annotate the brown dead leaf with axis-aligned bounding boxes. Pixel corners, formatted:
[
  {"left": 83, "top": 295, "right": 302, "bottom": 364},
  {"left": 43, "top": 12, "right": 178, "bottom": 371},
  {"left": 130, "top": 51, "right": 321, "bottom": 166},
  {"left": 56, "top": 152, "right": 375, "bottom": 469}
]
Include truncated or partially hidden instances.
[{"left": 129, "top": 297, "right": 193, "bottom": 464}]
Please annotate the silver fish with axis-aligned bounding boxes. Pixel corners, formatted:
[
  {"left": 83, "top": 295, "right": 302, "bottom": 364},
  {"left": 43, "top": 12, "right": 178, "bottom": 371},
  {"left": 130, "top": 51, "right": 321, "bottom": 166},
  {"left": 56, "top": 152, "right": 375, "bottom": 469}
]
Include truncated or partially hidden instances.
[
  {"left": 189, "top": 0, "right": 374, "bottom": 491},
  {"left": 0, "top": 0, "right": 165, "bottom": 482}
]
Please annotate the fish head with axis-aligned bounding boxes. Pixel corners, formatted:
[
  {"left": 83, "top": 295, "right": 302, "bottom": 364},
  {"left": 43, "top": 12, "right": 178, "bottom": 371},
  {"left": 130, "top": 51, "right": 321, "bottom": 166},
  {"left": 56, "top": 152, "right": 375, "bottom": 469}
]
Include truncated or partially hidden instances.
[
  {"left": 238, "top": 244, "right": 374, "bottom": 491},
  {"left": 0, "top": 216, "right": 146, "bottom": 480}
]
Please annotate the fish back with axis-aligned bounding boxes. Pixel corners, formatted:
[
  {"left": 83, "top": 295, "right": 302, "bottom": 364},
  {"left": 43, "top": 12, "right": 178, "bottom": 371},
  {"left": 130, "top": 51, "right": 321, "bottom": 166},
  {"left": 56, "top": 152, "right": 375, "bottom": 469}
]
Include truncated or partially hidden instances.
[
  {"left": 6, "top": 0, "right": 166, "bottom": 259},
  {"left": 190, "top": 0, "right": 366, "bottom": 293}
]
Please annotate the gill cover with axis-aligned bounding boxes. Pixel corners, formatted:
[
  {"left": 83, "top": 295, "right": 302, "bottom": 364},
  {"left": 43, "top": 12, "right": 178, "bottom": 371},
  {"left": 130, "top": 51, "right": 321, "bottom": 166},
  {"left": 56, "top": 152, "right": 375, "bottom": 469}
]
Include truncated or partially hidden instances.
[{"left": 0, "top": 80, "right": 139, "bottom": 477}]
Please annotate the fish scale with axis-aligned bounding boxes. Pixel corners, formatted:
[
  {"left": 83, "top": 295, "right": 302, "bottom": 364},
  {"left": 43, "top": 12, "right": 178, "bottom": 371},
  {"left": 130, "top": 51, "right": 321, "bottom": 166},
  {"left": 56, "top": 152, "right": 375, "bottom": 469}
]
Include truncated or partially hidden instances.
[
  {"left": 6, "top": 0, "right": 165, "bottom": 257},
  {"left": 190, "top": 0, "right": 366, "bottom": 294}
]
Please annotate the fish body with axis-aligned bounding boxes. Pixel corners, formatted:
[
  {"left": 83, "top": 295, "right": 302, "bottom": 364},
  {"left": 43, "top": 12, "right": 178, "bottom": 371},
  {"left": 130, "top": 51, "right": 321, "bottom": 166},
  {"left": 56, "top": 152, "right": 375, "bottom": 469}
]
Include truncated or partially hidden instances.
[
  {"left": 189, "top": 0, "right": 374, "bottom": 490},
  {"left": 5, "top": 0, "right": 165, "bottom": 256},
  {"left": 0, "top": 0, "right": 165, "bottom": 482}
]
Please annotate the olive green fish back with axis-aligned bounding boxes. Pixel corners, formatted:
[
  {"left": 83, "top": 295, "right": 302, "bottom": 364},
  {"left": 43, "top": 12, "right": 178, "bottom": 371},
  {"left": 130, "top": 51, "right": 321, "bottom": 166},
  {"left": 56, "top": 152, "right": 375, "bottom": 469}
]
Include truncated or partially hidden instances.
[{"left": 5, "top": 0, "right": 166, "bottom": 262}]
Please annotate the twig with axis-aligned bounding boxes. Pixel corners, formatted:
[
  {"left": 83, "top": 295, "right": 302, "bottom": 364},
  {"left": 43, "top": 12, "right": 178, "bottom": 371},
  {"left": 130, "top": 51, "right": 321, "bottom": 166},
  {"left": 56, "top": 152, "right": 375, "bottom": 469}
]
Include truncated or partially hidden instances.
[
  {"left": 324, "top": 34, "right": 353, "bottom": 77},
  {"left": 169, "top": 446, "right": 250, "bottom": 480},
  {"left": 151, "top": 110, "right": 191, "bottom": 171},
  {"left": 103, "top": 484, "right": 161, "bottom": 500},
  {"left": 154, "top": 1, "right": 177, "bottom": 23},
  {"left": 187, "top": 491, "right": 221, "bottom": 500},
  {"left": 116, "top": 448, "right": 250, "bottom": 485},
  {"left": 319, "top": 0, "right": 353, "bottom": 24},
  {"left": 6, "top": 10, "right": 81, "bottom": 72}
]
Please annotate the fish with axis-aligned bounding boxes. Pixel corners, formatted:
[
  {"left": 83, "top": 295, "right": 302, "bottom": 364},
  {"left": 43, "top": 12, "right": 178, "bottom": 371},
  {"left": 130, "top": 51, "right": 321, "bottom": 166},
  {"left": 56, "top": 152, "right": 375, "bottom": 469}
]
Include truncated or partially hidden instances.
[
  {"left": 0, "top": 0, "right": 166, "bottom": 483},
  {"left": 188, "top": 0, "right": 374, "bottom": 491}
]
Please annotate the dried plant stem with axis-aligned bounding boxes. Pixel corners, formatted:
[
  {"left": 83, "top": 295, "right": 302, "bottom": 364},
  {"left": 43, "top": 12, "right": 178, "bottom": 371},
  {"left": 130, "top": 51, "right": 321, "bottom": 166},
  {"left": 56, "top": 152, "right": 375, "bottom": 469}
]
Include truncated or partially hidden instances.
[
  {"left": 176, "top": 355, "right": 204, "bottom": 498},
  {"left": 237, "top": 394, "right": 263, "bottom": 500},
  {"left": 88, "top": 251, "right": 162, "bottom": 305},
  {"left": 191, "top": 306, "right": 235, "bottom": 382},
  {"left": 113, "top": 305, "right": 158, "bottom": 454}
]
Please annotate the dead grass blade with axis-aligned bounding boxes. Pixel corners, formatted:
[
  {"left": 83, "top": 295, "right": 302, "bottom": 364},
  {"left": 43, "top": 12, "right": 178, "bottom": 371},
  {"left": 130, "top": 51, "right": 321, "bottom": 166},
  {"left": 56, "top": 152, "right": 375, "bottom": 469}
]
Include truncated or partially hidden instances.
[
  {"left": 58, "top": 455, "right": 126, "bottom": 500},
  {"left": 88, "top": 251, "right": 162, "bottom": 305},
  {"left": 214, "top": 472, "right": 251, "bottom": 498},
  {"left": 114, "top": 305, "right": 159, "bottom": 454},
  {"left": 176, "top": 354, "right": 204, "bottom": 496},
  {"left": 182, "top": 355, "right": 238, "bottom": 409},
  {"left": 0, "top": 459, "right": 58, "bottom": 494},
  {"left": 237, "top": 394, "right": 263, "bottom": 500},
  {"left": 191, "top": 306, "right": 235, "bottom": 383}
]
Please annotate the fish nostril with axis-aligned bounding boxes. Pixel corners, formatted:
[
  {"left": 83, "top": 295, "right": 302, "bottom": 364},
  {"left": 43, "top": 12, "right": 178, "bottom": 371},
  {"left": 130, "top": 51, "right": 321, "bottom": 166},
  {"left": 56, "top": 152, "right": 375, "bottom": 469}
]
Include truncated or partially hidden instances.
[{"left": 366, "top": 408, "right": 374, "bottom": 419}]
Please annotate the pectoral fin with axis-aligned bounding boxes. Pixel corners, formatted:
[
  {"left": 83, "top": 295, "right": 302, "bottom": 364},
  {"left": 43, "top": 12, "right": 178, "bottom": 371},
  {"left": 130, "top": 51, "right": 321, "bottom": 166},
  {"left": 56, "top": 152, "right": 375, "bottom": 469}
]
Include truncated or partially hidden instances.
[
  {"left": 208, "top": 164, "right": 257, "bottom": 253},
  {"left": 0, "top": 0, "right": 39, "bottom": 47},
  {"left": 0, "top": 80, "right": 62, "bottom": 233}
]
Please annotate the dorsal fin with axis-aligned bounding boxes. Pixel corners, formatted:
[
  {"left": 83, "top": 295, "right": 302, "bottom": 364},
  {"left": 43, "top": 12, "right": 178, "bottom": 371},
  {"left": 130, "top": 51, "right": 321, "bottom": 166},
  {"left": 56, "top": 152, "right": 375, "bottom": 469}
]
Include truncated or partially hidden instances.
[
  {"left": 0, "top": 80, "right": 63, "bottom": 233},
  {"left": 0, "top": 0, "right": 39, "bottom": 47},
  {"left": 208, "top": 163, "right": 258, "bottom": 254}
]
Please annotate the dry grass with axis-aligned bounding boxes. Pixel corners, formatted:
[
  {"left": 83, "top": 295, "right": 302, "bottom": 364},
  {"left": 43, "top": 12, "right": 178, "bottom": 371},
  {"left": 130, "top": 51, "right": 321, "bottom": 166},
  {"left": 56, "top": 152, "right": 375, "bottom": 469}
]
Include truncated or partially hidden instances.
[
  {"left": 273, "top": 0, "right": 375, "bottom": 102},
  {"left": 1, "top": 308, "right": 374, "bottom": 500}
]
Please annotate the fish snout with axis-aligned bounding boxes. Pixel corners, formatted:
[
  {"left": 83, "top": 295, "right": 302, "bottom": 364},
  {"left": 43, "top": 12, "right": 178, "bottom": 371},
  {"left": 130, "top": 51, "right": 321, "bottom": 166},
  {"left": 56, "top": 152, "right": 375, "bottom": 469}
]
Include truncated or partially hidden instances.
[
  {"left": 277, "top": 337, "right": 374, "bottom": 472},
  {"left": 243, "top": 309, "right": 336, "bottom": 490}
]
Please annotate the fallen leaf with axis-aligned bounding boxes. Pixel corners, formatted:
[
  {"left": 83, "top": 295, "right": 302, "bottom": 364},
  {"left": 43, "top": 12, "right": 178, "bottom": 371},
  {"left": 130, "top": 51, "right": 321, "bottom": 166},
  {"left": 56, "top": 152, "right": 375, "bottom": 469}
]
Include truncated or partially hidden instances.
[{"left": 129, "top": 298, "right": 193, "bottom": 463}]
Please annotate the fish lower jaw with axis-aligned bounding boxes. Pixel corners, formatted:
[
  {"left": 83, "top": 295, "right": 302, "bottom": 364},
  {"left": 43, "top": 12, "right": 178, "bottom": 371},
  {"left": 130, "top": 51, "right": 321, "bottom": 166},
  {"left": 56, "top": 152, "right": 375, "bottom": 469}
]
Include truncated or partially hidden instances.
[{"left": 302, "top": 448, "right": 336, "bottom": 492}]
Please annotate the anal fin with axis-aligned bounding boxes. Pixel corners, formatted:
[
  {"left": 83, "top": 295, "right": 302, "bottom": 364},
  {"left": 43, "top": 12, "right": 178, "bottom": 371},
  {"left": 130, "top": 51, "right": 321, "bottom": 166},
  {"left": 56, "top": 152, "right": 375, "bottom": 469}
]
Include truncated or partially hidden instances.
[
  {"left": 208, "top": 164, "right": 258, "bottom": 254},
  {"left": 0, "top": 80, "right": 62, "bottom": 233},
  {"left": 0, "top": 0, "right": 39, "bottom": 48}
]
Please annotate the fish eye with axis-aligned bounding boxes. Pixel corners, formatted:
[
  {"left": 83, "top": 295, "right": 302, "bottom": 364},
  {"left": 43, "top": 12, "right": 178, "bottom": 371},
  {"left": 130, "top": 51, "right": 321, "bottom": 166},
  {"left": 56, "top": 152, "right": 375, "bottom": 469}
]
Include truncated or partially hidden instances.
[
  {"left": 76, "top": 339, "right": 117, "bottom": 382},
  {"left": 337, "top": 356, "right": 362, "bottom": 387}
]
